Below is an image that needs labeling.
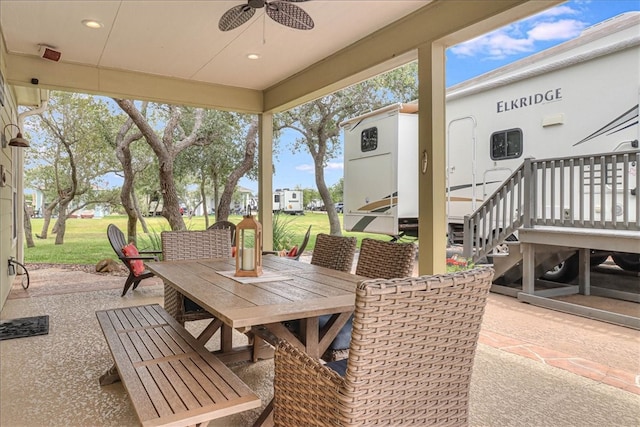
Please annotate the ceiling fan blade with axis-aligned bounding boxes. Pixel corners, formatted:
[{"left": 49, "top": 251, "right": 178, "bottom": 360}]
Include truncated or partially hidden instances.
[
  {"left": 219, "top": 4, "right": 256, "bottom": 31},
  {"left": 266, "top": 1, "right": 314, "bottom": 30}
]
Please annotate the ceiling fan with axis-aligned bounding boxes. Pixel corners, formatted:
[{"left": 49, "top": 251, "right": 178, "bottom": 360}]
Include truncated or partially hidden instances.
[{"left": 219, "top": 0, "right": 314, "bottom": 32}]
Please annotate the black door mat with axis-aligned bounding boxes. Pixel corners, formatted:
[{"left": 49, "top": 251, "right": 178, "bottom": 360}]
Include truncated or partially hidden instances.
[{"left": 0, "top": 315, "right": 49, "bottom": 341}]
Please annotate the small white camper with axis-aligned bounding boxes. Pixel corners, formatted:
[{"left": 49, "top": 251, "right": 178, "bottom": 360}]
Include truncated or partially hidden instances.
[
  {"left": 342, "top": 12, "right": 639, "bottom": 240},
  {"left": 273, "top": 189, "right": 304, "bottom": 215}
]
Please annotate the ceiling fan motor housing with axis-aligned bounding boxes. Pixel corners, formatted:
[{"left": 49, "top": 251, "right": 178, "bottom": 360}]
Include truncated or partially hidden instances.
[{"left": 248, "top": 0, "right": 265, "bottom": 8}]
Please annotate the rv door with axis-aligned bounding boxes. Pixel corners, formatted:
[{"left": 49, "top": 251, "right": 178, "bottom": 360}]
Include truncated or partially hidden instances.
[{"left": 447, "top": 116, "right": 477, "bottom": 223}]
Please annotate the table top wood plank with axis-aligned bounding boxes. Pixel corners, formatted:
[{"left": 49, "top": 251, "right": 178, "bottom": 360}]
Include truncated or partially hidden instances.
[
  {"left": 150, "top": 262, "right": 260, "bottom": 309},
  {"left": 189, "top": 261, "right": 351, "bottom": 301},
  {"left": 223, "top": 295, "right": 355, "bottom": 328},
  {"left": 148, "top": 258, "right": 358, "bottom": 330},
  {"left": 188, "top": 262, "right": 295, "bottom": 305}
]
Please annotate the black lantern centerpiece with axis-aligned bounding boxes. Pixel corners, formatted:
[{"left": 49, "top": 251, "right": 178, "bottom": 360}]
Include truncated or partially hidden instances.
[{"left": 235, "top": 211, "right": 263, "bottom": 277}]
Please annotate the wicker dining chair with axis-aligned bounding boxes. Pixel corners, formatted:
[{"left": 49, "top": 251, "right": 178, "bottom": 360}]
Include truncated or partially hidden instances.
[
  {"left": 207, "top": 220, "right": 236, "bottom": 246},
  {"left": 355, "top": 238, "right": 417, "bottom": 279},
  {"left": 273, "top": 267, "right": 495, "bottom": 427},
  {"left": 310, "top": 233, "right": 357, "bottom": 272},
  {"left": 319, "top": 238, "right": 418, "bottom": 361},
  {"left": 161, "top": 228, "right": 231, "bottom": 324}
]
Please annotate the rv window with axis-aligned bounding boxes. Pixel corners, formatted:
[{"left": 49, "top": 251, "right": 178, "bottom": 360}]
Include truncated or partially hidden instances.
[
  {"left": 490, "top": 129, "right": 522, "bottom": 160},
  {"left": 361, "top": 127, "right": 378, "bottom": 152},
  {"left": 274, "top": 195, "right": 280, "bottom": 203}
]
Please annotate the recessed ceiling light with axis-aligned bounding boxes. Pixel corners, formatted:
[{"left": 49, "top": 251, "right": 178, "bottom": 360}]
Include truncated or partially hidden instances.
[
  {"left": 247, "top": 53, "right": 261, "bottom": 60},
  {"left": 82, "top": 19, "right": 103, "bottom": 29}
]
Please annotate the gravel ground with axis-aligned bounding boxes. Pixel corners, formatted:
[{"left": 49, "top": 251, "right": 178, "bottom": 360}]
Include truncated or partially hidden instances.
[{"left": 24, "top": 263, "right": 129, "bottom": 276}]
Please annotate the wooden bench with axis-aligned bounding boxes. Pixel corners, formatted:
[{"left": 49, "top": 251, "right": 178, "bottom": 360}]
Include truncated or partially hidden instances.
[{"left": 96, "top": 304, "right": 261, "bottom": 427}]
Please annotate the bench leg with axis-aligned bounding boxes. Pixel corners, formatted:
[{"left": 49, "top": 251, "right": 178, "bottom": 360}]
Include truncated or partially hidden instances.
[{"left": 99, "top": 365, "right": 121, "bottom": 386}]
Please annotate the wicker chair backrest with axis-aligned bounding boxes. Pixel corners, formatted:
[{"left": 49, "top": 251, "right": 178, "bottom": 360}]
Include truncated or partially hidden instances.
[
  {"left": 161, "top": 229, "right": 232, "bottom": 261},
  {"left": 310, "top": 233, "right": 357, "bottom": 272},
  {"left": 355, "top": 238, "right": 417, "bottom": 279},
  {"left": 161, "top": 229, "right": 232, "bottom": 323},
  {"left": 273, "top": 267, "right": 495, "bottom": 426},
  {"left": 207, "top": 220, "right": 237, "bottom": 246},
  {"left": 343, "top": 267, "right": 494, "bottom": 424}
]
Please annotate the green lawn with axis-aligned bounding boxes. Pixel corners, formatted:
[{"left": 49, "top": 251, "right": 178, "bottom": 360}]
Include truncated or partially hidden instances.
[{"left": 24, "top": 212, "right": 398, "bottom": 266}]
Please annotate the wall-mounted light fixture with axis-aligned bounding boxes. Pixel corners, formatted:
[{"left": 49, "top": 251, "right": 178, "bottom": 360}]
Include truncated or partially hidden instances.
[{"left": 2, "top": 124, "right": 30, "bottom": 148}]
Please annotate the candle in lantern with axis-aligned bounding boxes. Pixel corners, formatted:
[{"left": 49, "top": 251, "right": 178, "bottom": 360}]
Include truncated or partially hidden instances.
[{"left": 242, "top": 248, "right": 255, "bottom": 270}]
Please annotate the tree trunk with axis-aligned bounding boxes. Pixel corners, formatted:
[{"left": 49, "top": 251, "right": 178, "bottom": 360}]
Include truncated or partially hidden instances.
[
  {"left": 39, "top": 199, "right": 59, "bottom": 239},
  {"left": 159, "top": 163, "right": 186, "bottom": 230},
  {"left": 121, "top": 167, "right": 138, "bottom": 243},
  {"left": 54, "top": 201, "right": 69, "bottom": 245},
  {"left": 216, "top": 121, "right": 258, "bottom": 222},
  {"left": 213, "top": 175, "right": 220, "bottom": 223},
  {"left": 316, "top": 163, "right": 342, "bottom": 235},
  {"left": 133, "top": 189, "right": 149, "bottom": 234},
  {"left": 23, "top": 202, "right": 35, "bottom": 248},
  {"left": 201, "top": 176, "right": 209, "bottom": 228}
]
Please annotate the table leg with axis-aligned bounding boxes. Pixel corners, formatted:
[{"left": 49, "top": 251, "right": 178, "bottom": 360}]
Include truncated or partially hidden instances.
[
  {"left": 196, "top": 318, "right": 223, "bottom": 344},
  {"left": 221, "top": 324, "right": 234, "bottom": 353},
  {"left": 253, "top": 399, "right": 274, "bottom": 427}
]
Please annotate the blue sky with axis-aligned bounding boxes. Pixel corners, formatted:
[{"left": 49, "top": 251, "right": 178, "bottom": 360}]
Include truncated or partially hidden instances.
[{"left": 240, "top": 0, "right": 639, "bottom": 194}]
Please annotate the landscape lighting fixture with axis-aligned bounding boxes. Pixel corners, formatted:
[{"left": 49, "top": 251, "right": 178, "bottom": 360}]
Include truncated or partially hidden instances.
[{"left": 2, "top": 124, "right": 30, "bottom": 148}]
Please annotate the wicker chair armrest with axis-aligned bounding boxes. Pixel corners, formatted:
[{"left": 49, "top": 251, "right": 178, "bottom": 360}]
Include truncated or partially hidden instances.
[
  {"left": 120, "top": 254, "right": 159, "bottom": 262},
  {"left": 138, "top": 249, "right": 162, "bottom": 255},
  {"left": 274, "top": 341, "right": 345, "bottom": 425}
]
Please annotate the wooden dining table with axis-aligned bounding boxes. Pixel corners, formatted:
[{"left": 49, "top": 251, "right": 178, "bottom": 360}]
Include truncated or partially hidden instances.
[{"left": 147, "top": 255, "right": 362, "bottom": 362}]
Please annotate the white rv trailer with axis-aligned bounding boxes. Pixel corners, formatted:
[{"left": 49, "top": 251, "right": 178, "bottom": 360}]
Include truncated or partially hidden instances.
[
  {"left": 342, "top": 12, "right": 639, "bottom": 241},
  {"left": 273, "top": 189, "right": 304, "bottom": 215}
]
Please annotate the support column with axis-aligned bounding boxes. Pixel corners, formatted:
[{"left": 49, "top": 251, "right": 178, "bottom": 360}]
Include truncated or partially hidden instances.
[
  {"left": 417, "top": 42, "right": 447, "bottom": 275},
  {"left": 257, "top": 113, "right": 274, "bottom": 251},
  {"left": 521, "top": 243, "right": 535, "bottom": 294},
  {"left": 578, "top": 248, "right": 591, "bottom": 295}
]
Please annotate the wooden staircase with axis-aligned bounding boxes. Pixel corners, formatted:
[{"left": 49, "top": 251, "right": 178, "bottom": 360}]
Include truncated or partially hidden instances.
[{"left": 462, "top": 149, "right": 640, "bottom": 329}]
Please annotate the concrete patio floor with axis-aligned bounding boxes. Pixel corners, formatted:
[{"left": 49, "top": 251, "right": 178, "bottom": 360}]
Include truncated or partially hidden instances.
[{"left": 1, "top": 260, "right": 639, "bottom": 426}]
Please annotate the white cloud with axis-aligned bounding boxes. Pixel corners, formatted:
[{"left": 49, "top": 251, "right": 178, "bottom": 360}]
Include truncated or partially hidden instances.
[
  {"left": 449, "top": 4, "right": 587, "bottom": 61},
  {"left": 295, "top": 162, "right": 344, "bottom": 173},
  {"left": 531, "top": 5, "right": 580, "bottom": 19},
  {"left": 325, "top": 162, "right": 343, "bottom": 170},
  {"left": 295, "top": 164, "right": 314, "bottom": 172},
  {"left": 527, "top": 19, "right": 586, "bottom": 41}
]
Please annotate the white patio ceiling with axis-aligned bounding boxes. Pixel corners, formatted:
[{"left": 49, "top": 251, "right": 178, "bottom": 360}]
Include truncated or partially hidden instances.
[{"left": 0, "top": 1, "right": 560, "bottom": 112}]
